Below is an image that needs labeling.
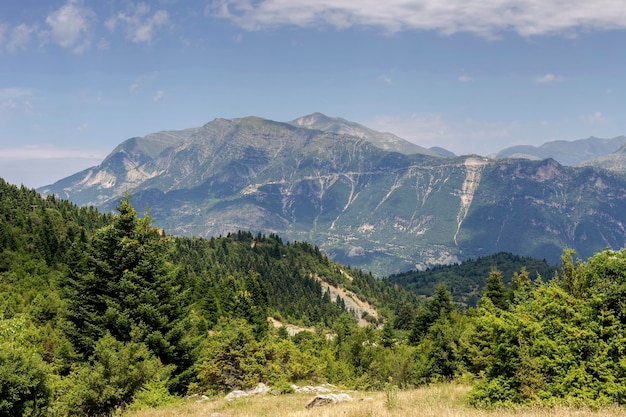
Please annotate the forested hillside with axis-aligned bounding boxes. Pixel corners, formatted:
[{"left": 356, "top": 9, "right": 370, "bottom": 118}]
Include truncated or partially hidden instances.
[
  {"left": 389, "top": 252, "right": 557, "bottom": 307},
  {"left": 2, "top": 179, "right": 626, "bottom": 415}
]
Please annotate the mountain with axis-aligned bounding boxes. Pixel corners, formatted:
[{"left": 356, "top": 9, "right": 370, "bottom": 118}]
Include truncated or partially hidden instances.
[
  {"left": 289, "top": 112, "right": 444, "bottom": 157},
  {"left": 578, "top": 143, "right": 626, "bottom": 171},
  {"left": 429, "top": 146, "right": 456, "bottom": 157},
  {"left": 40, "top": 115, "right": 626, "bottom": 276},
  {"left": 496, "top": 136, "right": 626, "bottom": 166}
]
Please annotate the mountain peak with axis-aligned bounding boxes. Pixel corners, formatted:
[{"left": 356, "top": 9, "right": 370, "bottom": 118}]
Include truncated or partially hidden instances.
[{"left": 290, "top": 113, "right": 442, "bottom": 157}]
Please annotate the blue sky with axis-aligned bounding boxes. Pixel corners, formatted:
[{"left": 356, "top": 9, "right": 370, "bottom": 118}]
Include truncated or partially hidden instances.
[{"left": 2, "top": 0, "right": 626, "bottom": 188}]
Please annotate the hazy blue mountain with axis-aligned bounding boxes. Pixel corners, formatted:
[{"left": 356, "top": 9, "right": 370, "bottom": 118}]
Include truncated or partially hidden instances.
[
  {"left": 429, "top": 146, "right": 456, "bottom": 157},
  {"left": 40, "top": 115, "right": 626, "bottom": 276},
  {"left": 496, "top": 136, "right": 626, "bottom": 166},
  {"left": 578, "top": 143, "right": 626, "bottom": 171}
]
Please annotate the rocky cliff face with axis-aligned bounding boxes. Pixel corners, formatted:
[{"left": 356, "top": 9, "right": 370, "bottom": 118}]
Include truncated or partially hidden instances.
[{"left": 39, "top": 115, "right": 626, "bottom": 276}]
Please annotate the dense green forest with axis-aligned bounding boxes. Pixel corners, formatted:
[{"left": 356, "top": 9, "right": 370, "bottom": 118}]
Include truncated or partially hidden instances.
[
  {"left": 2, "top": 178, "right": 626, "bottom": 415},
  {"left": 388, "top": 252, "right": 557, "bottom": 307}
]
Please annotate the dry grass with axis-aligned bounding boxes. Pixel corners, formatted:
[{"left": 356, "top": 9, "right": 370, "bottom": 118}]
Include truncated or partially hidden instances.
[{"left": 124, "top": 384, "right": 625, "bottom": 417}]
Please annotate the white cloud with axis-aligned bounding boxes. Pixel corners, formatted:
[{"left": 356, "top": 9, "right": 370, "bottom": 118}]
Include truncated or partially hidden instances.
[
  {"left": 209, "top": 0, "right": 626, "bottom": 37},
  {"left": 533, "top": 73, "right": 564, "bottom": 83},
  {"left": 153, "top": 90, "right": 164, "bottom": 101},
  {"left": 458, "top": 74, "right": 473, "bottom": 82},
  {"left": 45, "top": 0, "right": 95, "bottom": 54},
  {"left": 6, "top": 24, "right": 37, "bottom": 52},
  {"left": 129, "top": 72, "right": 158, "bottom": 92},
  {"left": 106, "top": 3, "right": 170, "bottom": 44},
  {"left": 582, "top": 111, "right": 608, "bottom": 124}
]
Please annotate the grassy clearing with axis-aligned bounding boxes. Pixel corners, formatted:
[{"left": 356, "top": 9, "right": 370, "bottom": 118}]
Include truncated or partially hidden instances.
[{"left": 124, "top": 384, "right": 625, "bottom": 417}]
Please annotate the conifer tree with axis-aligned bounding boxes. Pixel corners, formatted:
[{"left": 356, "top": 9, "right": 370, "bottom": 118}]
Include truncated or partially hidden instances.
[
  {"left": 65, "top": 197, "right": 189, "bottom": 368},
  {"left": 481, "top": 268, "right": 508, "bottom": 310}
]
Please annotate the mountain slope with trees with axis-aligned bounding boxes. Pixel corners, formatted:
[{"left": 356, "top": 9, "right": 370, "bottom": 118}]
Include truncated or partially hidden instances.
[
  {"left": 389, "top": 252, "right": 557, "bottom": 307},
  {"left": 4, "top": 179, "right": 626, "bottom": 415}
]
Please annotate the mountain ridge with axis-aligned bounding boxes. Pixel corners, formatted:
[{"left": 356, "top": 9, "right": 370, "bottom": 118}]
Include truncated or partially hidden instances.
[{"left": 496, "top": 135, "right": 626, "bottom": 166}]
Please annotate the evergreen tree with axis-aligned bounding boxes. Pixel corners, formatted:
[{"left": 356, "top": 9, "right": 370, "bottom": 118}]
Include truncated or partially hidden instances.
[
  {"left": 381, "top": 321, "right": 395, "bottom": 348},
  {"left": 65, "top": 197, "right": 189, "bottom": 370},
  {"left": 480, "top": 268, "right": 508, "bottom": 310},
  {"left": 409, "top": 284, "right": 454, "bottom": 345}
]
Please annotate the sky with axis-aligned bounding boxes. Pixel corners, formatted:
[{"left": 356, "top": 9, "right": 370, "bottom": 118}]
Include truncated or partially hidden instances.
[{"left": 2, "top": 0, "right": 626, "bottom": 188}]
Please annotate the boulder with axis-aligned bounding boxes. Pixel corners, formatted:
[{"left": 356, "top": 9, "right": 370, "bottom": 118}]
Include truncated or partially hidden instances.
[
  {"left": 225, "top": 383, "right": 271, "bottom": 400},
  {"left": 224, "top": 390, "right": 247, "bottom": 400},
  {"left": 305, "top": 393, "right": 353, "bottom": 408}
]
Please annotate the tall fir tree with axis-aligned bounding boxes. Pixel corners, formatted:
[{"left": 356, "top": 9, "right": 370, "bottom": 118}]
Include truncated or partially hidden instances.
[{"left": 65, "top": 197, "right": 189, "bottom": 368}]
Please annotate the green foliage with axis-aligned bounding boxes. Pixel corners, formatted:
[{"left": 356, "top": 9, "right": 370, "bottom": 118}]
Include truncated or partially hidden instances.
[
  {"left": 127, "top": 379, "right": 179, "bottom": 411},
  {"left": 12, "top": 179, "right": 626, "bottom": 413},
  {"left": 390, "top": 252, "right": 555, "bottom": 307},
  {"left": 469, "top": 251, "right": 626, "bottom": 407},
  {"left": 0, "top": 342, "right": 51, "bottom": 417},
  {"left": 194, "top": 319, "right": 266, "bottom": 393},
  {"left": 64, "top": 197, "right": 190, "bottom": 377},
  {"left": 55, "top": 333, "right": 171, "bottom": 416},
  {"left": 383, "top": 379, "right": 399, "bottom": 409},
  {"left": 409, "top": 284, "right": 454, "bottom": 345},
  {"left": 480, "top": 268, "right": 508, "bottom": 310}
]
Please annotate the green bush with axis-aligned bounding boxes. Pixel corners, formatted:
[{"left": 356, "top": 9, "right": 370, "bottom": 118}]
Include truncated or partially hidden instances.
[
  {"left": 55, "top": 333, "right": 171, "bottom": 416},
  {"left": 0, "top": 342, "right": 51, "bottom": 417},
  {"left": 127, "top": 379, "right": 179, "bottom": 411}
]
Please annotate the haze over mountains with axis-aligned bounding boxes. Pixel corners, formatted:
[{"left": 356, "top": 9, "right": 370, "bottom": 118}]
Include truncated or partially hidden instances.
[{"left": 39, "top": 113, "right": 626, "bottom": 276}]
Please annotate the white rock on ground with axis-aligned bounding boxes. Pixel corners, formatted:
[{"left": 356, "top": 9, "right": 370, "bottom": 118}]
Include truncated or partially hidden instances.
[{"left": 305, "top": 393, "right": 353, "bottom": 408}]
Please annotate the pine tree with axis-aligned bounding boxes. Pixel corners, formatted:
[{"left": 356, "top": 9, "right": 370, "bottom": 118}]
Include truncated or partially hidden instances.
[
  {"left": 65, "top": 197, "right": 189, "bottom": 368},
  {"left": 481, "top": 268, "right": 508, "bottom": 310}
]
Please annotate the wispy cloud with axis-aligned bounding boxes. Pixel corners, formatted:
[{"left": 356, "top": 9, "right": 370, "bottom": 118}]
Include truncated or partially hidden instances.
[
  {"left": 0, "top": 87, "right": 34, "bottom": 101},
  {"left": 0, "top": 87, "right": 35, "bottom": 112},
  {"left": 369, "top": 112, "right": 521, "bottom": 155},
  {"left": 129, "top": 73, "right": 158, "bottom": 93},
  {"left": 0, "top": 145, "right": 106, "bottom": 160},
  {"left": 533, "top": 73, "right": 564, "bottom": 83},
  {"left": 379, "top": 74, "right": 393, "bottom": 85},
  {"left": 106, "top": 3, "right": 170, "bottom": 44},
  {"left": 582, "top": 111, "right": 608, "bottom": 124},
  {"left": 45, "top": 0, "right": 95, "bottom": 54},
  {"left": 458, "top": 74, "right": 473, "bottom": 83},
  {"left": 153, "top": 90, "right": 164, "bottom": 101},
  {"left": 6, "top": 24, "right": 37, "bottom": 53},
  {"left": 209, "top": 0, "right": 626, "bottom": 37}
]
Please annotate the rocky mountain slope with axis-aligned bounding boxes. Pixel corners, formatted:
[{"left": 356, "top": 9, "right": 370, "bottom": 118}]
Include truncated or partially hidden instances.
[{"left": 40, "top": 115, "right": 626, "bottom": 276}]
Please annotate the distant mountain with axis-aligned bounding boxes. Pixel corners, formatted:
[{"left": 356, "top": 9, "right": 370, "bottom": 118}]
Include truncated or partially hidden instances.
[
  {"left": 496, "top": 136, "right": 626, "bottom": 166},
  {"left": 429, "top": 146, "right": 456, "bottom": 157},
  {"left": 40, "top": 115, "right": 626, "bottom": 276},
  {"left": 578, "top": 143, "right": 626, "bottom": 171}
]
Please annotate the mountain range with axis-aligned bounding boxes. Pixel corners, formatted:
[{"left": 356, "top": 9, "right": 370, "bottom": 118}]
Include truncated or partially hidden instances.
[{"left": 39, "top": 113, "right": 626, "bottom": 276}]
